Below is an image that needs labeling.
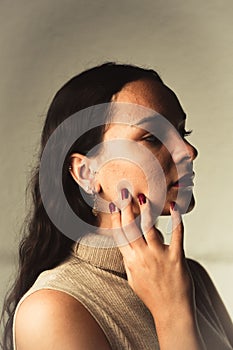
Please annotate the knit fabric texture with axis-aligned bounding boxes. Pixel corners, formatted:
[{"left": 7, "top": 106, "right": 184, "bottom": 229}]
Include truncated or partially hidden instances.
[{"left": 13, "top": 233, "right": 233, "bottom": 349}]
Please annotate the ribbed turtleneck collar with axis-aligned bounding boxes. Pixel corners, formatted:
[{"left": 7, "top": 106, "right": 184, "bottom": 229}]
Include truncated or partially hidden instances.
[{"left": 72, "top": 233, "right": 126, "bottom": 275}]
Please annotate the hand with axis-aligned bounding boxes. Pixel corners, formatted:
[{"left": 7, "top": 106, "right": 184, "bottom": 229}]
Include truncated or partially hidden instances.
[
  {"left": 111, "top": 190, "right": 194, "bottom": 317},
  {"left": 110, "top": 190, "right": 205, "bottom": 349}
]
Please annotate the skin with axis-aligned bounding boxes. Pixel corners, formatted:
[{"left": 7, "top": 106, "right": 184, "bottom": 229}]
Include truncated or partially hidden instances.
[
  {"left": 95, "top": 80, "right": 204, "bottom": 348},
  {"left": 15, "top": 290, "right": 111, "bottom": 350},
  {"left": 71, "top": 79, "right": 198, "bottom": 228},
  {"left": 15, "top": 80, "right": 233, "bottom": 349},
  {"left": 96, "top": 79, "right": 198, "bottom": 227}
]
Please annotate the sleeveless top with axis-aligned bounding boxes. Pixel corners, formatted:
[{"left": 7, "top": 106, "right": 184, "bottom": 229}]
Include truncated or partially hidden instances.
[{"left": 13, "top": 233, "right": 233, "bottom": 350}]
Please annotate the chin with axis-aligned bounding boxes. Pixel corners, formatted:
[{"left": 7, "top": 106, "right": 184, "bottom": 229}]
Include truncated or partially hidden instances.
[
  {"left": 161, "top": 193, "right": 196, "bottom": 216},
  {"left": 180, "top": 195, "right": 195, "bottom": 214}
]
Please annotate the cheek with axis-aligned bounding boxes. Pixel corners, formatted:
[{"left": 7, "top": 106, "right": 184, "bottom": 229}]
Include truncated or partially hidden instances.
[
  {"left": 155, "top": 148, "right": 175, "bottom": 180},
  {"left": 98, "top": 160, "right": 148, "bottom": 201}
]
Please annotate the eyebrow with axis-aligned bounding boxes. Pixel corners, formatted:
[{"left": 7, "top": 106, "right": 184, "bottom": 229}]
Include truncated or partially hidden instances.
[
  {"left": 134, "top": 113, "right": 186, "bottom": 127},
  {"left": 134, "top": 115, "right": 158, "bottom": 126}
]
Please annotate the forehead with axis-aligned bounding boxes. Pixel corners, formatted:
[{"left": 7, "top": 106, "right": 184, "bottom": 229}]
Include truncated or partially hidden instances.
[
  {"left": 112, "top": 79, "right": 185, "bottom": 118},
  {"left": 104, "top": 79, "right": 186, "bottom": 139}
]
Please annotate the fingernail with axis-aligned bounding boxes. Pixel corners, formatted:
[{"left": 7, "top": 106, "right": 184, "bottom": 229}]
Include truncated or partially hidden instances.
[
  {"left": 138, "top": 193, "right": 146, "bottom": 205},
  {"left": 109, "top": 202, "right": 116, "bottom": 214},
  {"left": 121, "top": 188, "right": 129, "bottom": 200},
  {"left": 171, "top": 201, "right": 177, "bottom": 211}
]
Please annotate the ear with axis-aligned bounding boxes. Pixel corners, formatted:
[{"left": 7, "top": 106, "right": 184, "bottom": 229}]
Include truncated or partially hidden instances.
[{"left": 69, "top": 153, "right": 100, "bottom": 194}]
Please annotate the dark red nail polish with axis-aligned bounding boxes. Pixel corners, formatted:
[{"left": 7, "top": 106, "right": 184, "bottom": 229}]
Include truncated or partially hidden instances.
[
  {"left": 171, "top": 201, "right": 177, "bottom": 211},
  {"left": 109, "top": 202, "right": 116, "bottom": 214},
  {"left": 121, "top": 188, "right": 129, "bottom": 200},
  {"left": 138, "top": 193, "right": 146, "bottom": 205}
]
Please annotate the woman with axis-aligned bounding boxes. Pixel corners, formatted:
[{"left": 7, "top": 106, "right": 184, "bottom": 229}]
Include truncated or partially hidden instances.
[{"left": 1, "top": 62, "right": 233, "bottom": 350}]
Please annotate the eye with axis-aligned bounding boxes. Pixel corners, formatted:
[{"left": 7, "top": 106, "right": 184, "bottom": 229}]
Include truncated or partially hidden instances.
[
  {"left": 141, "top": 134, "right": 162, "bottom": 146},
  {"left": 180, "top": 129, "right": 193, "bottom": 138}
]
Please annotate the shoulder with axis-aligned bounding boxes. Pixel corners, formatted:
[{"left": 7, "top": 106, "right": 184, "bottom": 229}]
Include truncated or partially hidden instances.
[
  {"left": 186, "top": 258, "right": 210, "bottom": 279},
  {"left": 186, "top": 258, "right": 229, "bottom": 305},
  {"left": 15, "top": 289, "right": 111, "bottom": 350},
  {"left": 186, "top": 258, "right": 220, "bottom": 292},
  {"left": 187, "top": 258, "right": 233, "bottom": 346},
  {"left": 186, "top": 258, "right": 218, "bottom": 294}
]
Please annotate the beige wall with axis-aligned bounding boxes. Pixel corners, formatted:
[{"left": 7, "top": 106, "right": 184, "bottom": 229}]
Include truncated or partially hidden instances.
[{"left": 1, "top": 0, "right": 232, "bottom": 318}]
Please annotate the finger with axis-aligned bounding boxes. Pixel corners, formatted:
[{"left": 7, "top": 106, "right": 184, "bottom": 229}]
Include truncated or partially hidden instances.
[
  {"left": 120, "top": 189, "right": 146, "bottom": 249},
  {"left": 139, "top": 193, "right": 164, "bottom": 248},
  {"left": 109, "top": 202, "right": 132, "bottom": 255},
  {"left": 169, "top": 202, "right": 184, "bottom": 253}
]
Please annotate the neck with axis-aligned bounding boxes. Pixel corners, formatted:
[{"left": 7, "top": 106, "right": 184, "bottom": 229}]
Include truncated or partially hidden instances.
[{"left": 98, "top": 212, "right": 114, "bottom": 229}]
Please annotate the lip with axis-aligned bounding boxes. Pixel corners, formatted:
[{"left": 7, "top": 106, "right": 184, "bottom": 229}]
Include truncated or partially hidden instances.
[{"left": 172, "top": 172, "right": 195, "bottom": 188}]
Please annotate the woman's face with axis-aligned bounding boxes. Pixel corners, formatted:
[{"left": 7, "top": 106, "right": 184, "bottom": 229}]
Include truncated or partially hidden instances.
[{"left": 94, "top": 79, "right": 197, "bottom": 224}]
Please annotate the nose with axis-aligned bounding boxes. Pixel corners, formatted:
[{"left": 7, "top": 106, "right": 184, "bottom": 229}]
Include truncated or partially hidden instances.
[{"left": 185, "top": 140, "right": 198, "bottom": 161}]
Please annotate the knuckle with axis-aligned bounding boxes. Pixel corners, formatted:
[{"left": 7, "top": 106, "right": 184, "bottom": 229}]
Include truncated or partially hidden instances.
[
  {"left": 169, "top": 249, "right": 183, "bottom": 265},
  {"left": 111, "top": 211, "right": 121, "bottom": 222},
  {"left": 122, "top": 203, "right": 133, "bottom": 216},
  {"left": 124, "top": 255, "right": 135, "bottom": 271}
]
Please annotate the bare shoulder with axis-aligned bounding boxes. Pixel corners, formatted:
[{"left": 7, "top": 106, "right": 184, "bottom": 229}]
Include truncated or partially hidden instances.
[{"left": 15, "top": 289, "right": 111, "bottom": 350}]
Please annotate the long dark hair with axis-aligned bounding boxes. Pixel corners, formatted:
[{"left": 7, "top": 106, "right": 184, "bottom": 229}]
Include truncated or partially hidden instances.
[{"left": 1, "top": 62, "right": 162, "bottom": 350}]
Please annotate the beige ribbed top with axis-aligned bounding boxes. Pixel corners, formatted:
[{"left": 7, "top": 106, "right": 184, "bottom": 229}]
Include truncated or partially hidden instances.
[{"left": 13, "top": 233, "right": 233, "bottom": 349}]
